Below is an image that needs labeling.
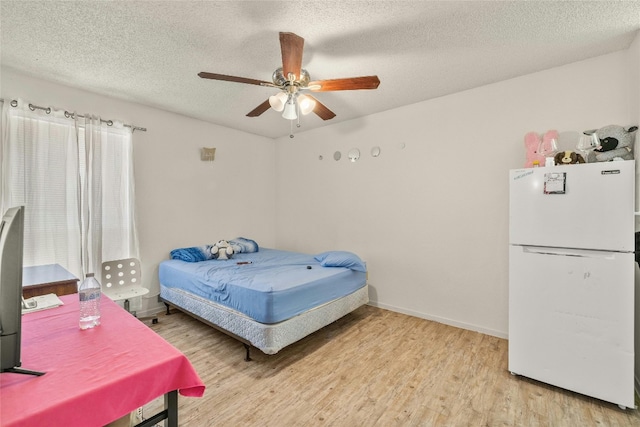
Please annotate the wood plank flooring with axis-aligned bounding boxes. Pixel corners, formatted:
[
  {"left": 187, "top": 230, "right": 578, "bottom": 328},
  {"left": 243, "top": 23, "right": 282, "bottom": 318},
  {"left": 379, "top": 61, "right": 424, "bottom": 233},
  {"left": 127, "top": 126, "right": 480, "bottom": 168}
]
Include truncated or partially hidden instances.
[{"left": 142, "top": 305, "right": 640, "bottom": 426}]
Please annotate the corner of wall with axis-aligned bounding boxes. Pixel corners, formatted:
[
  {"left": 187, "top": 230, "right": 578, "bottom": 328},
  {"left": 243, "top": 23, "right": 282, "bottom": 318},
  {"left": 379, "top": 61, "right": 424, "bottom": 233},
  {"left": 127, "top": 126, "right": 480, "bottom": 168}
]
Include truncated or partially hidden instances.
[{"left": 628, "top": 30, "right": 640, "bottom": 124}]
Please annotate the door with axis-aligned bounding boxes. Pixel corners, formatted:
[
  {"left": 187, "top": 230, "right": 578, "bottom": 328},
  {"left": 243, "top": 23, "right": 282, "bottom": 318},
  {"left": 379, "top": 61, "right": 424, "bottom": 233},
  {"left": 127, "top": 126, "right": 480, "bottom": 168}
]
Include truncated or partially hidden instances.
[{"left": 508, "top": 245, "right": 635, "bottom": 408}]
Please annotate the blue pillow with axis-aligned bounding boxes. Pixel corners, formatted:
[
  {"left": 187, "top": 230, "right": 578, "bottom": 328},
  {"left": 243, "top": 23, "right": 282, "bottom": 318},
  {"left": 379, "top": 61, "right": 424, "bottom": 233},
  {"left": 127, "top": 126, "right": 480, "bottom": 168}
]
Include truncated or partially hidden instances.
[
  {"left": 170, "top": 245, "right": 213, "bottom": 262},
  {"left": 314, "top": 251, "right": 366, "bottom": 272},
  {"left": 230, "top": 237, "right": 259, "bottom": 253}
]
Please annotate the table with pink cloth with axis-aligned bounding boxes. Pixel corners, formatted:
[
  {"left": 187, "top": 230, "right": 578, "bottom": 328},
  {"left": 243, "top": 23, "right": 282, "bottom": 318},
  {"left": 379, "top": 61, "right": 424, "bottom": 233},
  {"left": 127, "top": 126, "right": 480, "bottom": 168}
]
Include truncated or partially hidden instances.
[{"left": 0, "top": 294, "right": 205, "bottom": 426}]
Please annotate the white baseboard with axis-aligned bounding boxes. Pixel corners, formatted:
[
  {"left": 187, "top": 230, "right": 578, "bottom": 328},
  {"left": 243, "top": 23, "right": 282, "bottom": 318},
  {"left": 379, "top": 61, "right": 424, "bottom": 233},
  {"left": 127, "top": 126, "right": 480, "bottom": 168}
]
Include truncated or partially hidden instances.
[
  {"left": 143, "top": 294, "right": 508, "bottom": 339},
  {"left": 138, "top": 296, "right": 509, "bottom": 339},
  {"left": 367, "top": 301, "right": 508, "bottom": 340},
  {"left": 134, "top": 300, "right": 165, "bottom": 318}
]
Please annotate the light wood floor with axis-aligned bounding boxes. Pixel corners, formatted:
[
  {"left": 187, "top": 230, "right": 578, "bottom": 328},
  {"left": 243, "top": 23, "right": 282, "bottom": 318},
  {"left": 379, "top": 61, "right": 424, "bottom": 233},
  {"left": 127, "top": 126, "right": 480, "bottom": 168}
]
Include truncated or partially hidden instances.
[{"left": 143, "top": 305, "right": 640, "bottom": 426}]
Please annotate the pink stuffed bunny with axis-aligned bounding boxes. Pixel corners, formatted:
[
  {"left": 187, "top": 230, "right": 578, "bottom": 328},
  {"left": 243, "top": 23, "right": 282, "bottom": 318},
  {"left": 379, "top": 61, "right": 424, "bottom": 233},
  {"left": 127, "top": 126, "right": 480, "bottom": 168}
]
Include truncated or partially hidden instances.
[
  {"left": 524, "top": 132, "right": 544, "bottom": 168},
  {"left": 524, "top": 130, "right": 559, "bottom": 167}
]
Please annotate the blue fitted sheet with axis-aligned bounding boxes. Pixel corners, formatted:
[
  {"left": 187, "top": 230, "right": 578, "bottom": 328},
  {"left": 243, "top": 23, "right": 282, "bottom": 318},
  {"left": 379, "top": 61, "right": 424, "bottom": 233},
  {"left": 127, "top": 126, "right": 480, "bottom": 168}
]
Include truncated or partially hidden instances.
[{"left": 158, "top": 248, "right": 367, "bottom": 324}]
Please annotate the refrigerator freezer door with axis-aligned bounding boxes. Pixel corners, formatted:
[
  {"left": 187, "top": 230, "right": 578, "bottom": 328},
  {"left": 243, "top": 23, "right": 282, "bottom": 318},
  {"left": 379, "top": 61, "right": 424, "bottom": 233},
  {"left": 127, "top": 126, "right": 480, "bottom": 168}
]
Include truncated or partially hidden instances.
[
  {"left": 509, "top": 161, "right": 634, "bottom": 252},
  {"left": 508, "top": 245, "right": 635, "bottom": 408}
]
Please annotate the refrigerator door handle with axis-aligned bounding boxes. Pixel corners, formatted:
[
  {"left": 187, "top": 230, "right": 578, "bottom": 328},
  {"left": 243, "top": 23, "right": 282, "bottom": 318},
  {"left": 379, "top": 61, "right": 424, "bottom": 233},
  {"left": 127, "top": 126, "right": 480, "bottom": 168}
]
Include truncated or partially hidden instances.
[{"left": 520, "top": 246, "right": 618, "bottom": 259}]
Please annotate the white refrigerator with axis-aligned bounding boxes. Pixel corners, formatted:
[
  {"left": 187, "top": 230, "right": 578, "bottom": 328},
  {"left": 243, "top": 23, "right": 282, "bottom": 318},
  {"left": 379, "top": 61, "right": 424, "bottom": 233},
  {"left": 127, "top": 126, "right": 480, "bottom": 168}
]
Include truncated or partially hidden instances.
[{"left": 509, "top": 160, "right": 636, "bottom": 409}]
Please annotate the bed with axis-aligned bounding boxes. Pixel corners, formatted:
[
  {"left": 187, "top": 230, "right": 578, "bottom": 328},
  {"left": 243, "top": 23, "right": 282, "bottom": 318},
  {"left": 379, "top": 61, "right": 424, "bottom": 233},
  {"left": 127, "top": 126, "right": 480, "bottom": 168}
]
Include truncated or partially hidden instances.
[{"left": 159, "top": 241, "right": 368, "bottom": 360}]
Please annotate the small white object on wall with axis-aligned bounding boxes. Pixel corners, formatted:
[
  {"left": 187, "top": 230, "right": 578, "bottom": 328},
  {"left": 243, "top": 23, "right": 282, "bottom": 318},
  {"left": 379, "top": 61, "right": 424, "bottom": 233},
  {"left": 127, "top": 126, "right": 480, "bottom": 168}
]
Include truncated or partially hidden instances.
[{"left": 348, "top": 148, "right": 360, "bottom": 162}]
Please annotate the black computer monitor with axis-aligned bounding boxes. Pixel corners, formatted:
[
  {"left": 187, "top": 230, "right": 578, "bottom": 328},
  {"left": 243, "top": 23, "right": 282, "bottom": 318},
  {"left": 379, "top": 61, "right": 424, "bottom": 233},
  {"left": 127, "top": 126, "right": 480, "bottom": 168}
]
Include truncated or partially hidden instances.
[{"left": 0, "top": 206, "right": 44, "bottom": 376}]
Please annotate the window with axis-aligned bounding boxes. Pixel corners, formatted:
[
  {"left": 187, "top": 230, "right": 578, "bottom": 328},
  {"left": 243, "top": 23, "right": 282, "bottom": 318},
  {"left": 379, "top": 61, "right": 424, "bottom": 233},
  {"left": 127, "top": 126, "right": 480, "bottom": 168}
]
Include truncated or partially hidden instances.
[{"left": 0, "top": 101, "right": 138, "bottom": 279}]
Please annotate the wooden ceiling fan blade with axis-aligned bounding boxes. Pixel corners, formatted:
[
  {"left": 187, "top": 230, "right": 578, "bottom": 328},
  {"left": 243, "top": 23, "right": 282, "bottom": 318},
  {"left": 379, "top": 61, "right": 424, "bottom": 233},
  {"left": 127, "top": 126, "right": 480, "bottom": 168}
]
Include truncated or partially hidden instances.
[
  {"left": 246, "top": 99, "right": 272, "bottom": 117},
  {"left": 307, "top": 95, "right": 336, "bottom": 121},
  {"left": 280, "top": 32, "right": 304, "bottom": 81},
  {"left": 308, "top": 76, "right": 380, "bottom": 92},
  {"left": 198, "top": 72, "right": 271, "bottom": 87}
]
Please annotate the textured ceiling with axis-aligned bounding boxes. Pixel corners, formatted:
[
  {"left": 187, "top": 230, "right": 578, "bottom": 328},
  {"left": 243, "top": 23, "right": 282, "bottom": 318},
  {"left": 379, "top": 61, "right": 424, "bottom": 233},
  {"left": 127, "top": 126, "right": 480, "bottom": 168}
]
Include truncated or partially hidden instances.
[{"left": 1, "top": 1, "right": 639, "bottom": 139}]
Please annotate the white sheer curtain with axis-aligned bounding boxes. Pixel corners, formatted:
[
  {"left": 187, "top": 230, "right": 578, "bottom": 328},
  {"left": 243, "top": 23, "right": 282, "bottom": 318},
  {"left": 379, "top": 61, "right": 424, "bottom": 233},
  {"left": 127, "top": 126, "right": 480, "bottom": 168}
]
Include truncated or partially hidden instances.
[
  {"left": 0, "top": 99, "right": 138, "bottom": 280},
  {"left": 76, "top": 114, "right": 139, "bottom": 276},
  {"left": 0, "top": 99, "right": 82, "bottom": 276}
]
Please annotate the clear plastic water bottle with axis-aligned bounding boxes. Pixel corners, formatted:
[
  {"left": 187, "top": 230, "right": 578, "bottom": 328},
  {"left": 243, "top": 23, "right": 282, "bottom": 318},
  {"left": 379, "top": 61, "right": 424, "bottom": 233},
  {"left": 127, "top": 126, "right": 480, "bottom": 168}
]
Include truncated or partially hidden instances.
[{"left": 79, "top": 273, "right": 101, "bottom": 329}]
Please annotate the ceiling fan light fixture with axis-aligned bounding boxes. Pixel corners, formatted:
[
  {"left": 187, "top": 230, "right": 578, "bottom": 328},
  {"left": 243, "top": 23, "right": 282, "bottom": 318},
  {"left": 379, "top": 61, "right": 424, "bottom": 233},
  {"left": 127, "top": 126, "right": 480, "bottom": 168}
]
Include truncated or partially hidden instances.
[
  {"left": 282, "top": 98, "right": 298, "bottom": 120},
  {"left": 199, "top": 32, "right": 380, "bottom": 126},
  {"left": 269, "top": 92, "right": 287, "bottom": 112},
  {"left": 298, "top": 94, "right": 316, "bottom": 115}
]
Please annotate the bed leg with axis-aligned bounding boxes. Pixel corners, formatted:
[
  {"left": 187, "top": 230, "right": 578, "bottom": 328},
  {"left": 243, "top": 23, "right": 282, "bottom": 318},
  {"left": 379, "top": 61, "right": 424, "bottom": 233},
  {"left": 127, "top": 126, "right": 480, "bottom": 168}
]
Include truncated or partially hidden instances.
[
  {"left": 243, "top": 343, "right": 252, "bottom": 362},
  {"left": 164, "top": 302, "right": 171, "bottom": 315}
]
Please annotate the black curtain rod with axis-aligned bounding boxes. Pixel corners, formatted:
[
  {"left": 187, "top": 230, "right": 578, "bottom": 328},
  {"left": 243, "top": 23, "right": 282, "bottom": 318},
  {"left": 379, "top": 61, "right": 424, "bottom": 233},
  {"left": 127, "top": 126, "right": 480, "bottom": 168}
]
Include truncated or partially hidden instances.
[{"left": 0, "top": 98, "right": 147, "bottom": 132}]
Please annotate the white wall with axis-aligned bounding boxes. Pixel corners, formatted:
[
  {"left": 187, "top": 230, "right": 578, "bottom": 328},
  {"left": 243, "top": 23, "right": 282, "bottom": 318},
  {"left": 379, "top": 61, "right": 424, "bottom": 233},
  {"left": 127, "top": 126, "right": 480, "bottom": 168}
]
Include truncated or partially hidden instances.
[
  {"left": 628, "top": 30, "right": 640, "bottom": 395},
  {"left": 274, "top": 51, "right": 632, "bottom": 338},
  {"left": 0, "top": 68, "right": 277, "bottom": 314}
]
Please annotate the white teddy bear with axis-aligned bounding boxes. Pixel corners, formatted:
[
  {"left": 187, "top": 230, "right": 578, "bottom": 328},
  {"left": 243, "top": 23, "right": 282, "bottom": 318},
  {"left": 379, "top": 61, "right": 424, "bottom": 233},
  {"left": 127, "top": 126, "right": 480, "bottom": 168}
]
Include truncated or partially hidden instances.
[{"left": 211, "top": 239, "right": 234, "bottom": 260}]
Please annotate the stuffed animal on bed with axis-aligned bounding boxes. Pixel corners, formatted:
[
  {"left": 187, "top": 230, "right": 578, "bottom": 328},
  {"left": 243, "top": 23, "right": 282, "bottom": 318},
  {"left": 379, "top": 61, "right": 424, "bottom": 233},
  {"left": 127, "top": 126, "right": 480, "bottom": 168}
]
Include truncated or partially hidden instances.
[
  {"left": 554, "top": 150, "right": 585, "bottom": 165},
  {"left": 585, "top": 125, "right": 637, "bottom": 163},
  {"left": 211, "top": 239, "right": 234, "bottom": 260}
]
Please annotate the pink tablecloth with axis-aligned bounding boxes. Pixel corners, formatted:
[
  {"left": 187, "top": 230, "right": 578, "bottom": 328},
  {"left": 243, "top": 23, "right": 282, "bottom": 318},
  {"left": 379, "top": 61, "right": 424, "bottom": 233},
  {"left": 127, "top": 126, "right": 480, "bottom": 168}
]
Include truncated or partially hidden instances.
[{"left": 0, "top": 294, "right": 205, "bottom": 426}]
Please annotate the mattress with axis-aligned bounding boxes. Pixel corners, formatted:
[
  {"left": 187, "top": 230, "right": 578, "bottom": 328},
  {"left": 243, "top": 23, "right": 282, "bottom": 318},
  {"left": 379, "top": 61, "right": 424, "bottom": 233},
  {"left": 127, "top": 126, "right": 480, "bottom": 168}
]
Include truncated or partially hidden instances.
[{"left": 158, "top": 248, "right": 366, "bottom": 323}]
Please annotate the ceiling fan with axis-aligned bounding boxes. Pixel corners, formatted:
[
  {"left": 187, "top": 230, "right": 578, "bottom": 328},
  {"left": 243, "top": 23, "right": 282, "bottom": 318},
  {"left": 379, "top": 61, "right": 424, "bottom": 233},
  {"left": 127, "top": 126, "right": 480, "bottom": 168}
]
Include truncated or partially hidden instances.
[{"left": 198, "top": 32, "right": 380, "bottom": 124}]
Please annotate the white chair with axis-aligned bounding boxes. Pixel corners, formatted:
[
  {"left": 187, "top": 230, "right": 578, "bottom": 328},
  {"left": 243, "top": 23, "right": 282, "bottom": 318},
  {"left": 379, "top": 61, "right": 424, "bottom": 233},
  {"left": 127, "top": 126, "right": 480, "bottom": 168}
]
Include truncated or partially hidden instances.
[{"left": 101, "top": 258, "right": 158, "bottom": 324}]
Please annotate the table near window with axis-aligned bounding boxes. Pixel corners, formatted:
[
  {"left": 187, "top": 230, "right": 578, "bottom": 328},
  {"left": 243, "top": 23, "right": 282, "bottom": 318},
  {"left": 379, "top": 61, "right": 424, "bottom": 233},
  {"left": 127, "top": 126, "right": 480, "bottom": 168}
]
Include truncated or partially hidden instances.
[
  {"left": 22, "top": 264, "right": 79, "bottom": 298},
  {"left": 0, "top": 294, "right": 205, "bottom": 426}
]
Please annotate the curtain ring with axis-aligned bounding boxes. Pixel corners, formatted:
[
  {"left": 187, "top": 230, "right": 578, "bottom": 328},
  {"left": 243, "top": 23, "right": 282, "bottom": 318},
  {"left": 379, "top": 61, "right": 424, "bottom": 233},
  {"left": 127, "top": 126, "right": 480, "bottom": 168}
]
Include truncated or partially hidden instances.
[
  {"left": 28, "top": 103, "right": 35, "bottom": 111},
  {"left": 10, "top": 100, "right": 18, "bottom": 107},
  {"left": 107, "top": 120, "right": 113, "bottom": 126},
  {"left": 45, "top": 107, "right": 51, "bottom": 114},
  {"left": 64, "top": 111, "right": 71, "bottom": 118}
]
